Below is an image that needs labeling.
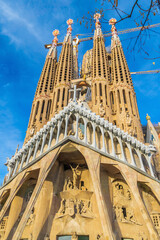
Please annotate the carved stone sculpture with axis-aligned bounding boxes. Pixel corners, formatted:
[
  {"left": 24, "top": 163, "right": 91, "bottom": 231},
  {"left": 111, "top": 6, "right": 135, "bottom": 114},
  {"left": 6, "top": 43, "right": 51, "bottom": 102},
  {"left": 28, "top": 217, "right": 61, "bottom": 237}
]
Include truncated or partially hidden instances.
[
  {"left": 26, "top": 208, "right": 35, "bottom": 226},
  {"left": 44, "top": 234, "right": 50, "bottom": 240},
  {"left": 78, "top": 128, "right": 84, "bottom": 140},
  {"left": 72, "top": 232, "right": 78, "bottom": 240},
  {"left": 70, "top": 165, "right": 81, "bottom": 189},
  {"left": 99, "top": 104, "right": 105, "bottom": 117},
  {"left": 113, "top": 181, "right": 141, "bottom": 225}
]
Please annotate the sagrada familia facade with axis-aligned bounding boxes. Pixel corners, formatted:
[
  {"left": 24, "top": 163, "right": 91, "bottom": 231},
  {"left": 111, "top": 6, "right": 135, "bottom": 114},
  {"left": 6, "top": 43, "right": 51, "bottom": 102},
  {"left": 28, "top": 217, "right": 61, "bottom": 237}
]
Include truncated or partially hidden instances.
[{"left": 0, "top": 14, "right": 160, "bottom": 240}]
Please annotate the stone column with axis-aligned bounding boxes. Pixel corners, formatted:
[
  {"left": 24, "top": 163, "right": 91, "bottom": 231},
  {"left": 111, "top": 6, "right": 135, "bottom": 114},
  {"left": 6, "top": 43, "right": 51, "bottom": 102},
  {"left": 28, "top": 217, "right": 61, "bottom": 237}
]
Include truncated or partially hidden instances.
[
  {"left": 32, "top": 162, "right": 62, "bottom": 240},
  {"left": 76, "top": 146, "right": 116, "bottom": 240},
  {"left": 4, "top": 191, "right": 24, "bottom": 239},
  {"left": 118, "top": 164, "right": 159, "bottom": 240}
]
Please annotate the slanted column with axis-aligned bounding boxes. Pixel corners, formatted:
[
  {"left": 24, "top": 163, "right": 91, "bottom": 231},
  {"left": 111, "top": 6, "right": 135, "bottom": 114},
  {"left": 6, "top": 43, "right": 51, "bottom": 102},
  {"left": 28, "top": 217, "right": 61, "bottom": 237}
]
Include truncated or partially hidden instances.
[
  {"left": 19, "top": 152, "right": 27, "bottom": 171},
  {"left": 126, "top": 143, "right": 136, "bottom": 167},
  {"left": 64, "top": 114, "right": 69, "bottom": 138},
  {"left": 13, "top": 158, "right": 19, "bottom": 176},
  {"left": 40, "top": 131, "right": 48, "bottom": 154},
  {"left": 48, "top": 126, "right": 55, "bottom": 149},
  {"left": 25, "top": 145, "right": 34, "bottom": 166},
  {"left": 136, "top": 149, "right": 145, "bottom": 172},
  {"left": 56, "top": 120, "right": 62, "bottom": 144},
  {"left": 8, "top": 165, "right": 14, "bottom": 179},
  {"left": 75, "top": 114, "right": 79, "bottom": 139},
  {"left": 117, "top": 137, "right": 126, "bottom": 162},
  {"left": 146, "top": 154, "right": 155, "bottom": 177},
  {"left": 92, "top": 123, "right": 96, "bottom": 148},
  {"left": 108, "top": 132, "right": 115, "bottom": 157},
  {"left": 83, "top": 118, "right": 88, "bottom": 143},
  {"left": 100, "top": 126, "right": 106, "bottom": 152},
  {"left": 33, "top": 138, "right": 41, "bottom": 159}
]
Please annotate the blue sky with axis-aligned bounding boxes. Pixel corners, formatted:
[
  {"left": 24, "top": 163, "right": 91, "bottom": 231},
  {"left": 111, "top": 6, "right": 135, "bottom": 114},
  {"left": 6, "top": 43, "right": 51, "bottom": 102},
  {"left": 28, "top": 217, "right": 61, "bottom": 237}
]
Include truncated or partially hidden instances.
[{"left": 0, "top": 0, "right": 160, "bottom": 183}]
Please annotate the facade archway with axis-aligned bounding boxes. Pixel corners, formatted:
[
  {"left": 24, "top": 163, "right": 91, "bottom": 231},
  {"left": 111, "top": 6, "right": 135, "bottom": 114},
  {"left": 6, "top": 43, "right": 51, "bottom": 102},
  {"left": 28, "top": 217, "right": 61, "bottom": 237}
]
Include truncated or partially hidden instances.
[{"left": 86, "top": 122, "right": 93, "bottom": 145}]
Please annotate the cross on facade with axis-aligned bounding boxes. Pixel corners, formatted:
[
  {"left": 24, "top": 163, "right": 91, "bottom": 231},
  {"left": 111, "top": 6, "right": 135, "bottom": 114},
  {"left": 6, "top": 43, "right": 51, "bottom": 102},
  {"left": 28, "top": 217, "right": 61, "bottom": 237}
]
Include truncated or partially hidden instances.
[{"left": 69, "top": 85, "right": 81, "bottom": 102}]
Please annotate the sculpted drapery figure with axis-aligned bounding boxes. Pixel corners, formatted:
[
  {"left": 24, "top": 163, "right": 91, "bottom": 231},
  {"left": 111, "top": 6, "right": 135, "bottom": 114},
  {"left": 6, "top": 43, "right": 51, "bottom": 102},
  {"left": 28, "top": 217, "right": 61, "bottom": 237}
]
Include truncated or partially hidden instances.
[{"left": 70, "top": 164, "right": 81, "bottom": 189}]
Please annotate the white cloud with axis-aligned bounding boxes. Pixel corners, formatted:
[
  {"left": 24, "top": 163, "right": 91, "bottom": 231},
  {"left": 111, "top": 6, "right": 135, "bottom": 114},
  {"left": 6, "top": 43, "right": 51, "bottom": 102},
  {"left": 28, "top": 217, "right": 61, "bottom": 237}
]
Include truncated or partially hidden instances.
[{"left": 0, "top": 0, "right": 41, "bottom": 44}]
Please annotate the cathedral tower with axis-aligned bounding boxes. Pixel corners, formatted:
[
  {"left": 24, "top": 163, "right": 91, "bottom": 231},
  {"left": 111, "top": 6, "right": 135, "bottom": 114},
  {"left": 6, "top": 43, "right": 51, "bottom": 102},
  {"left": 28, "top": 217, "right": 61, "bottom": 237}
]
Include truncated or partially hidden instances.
[
  {"left": 91, "top": 13, "right": 112, "bottom": 120},
  {"left": 109, "top": 18, "right": 144, "bottom": 142},
  {"left": 24, "top": 30, "right": 59, "bottom": 143},
  {"left": 51, "top": 19, "right": 75, "bottom": 115}
]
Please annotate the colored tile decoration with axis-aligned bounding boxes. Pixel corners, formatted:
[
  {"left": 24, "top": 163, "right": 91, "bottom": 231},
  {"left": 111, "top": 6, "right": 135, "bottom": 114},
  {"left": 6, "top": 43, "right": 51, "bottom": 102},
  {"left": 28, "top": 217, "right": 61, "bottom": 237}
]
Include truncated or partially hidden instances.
[
  {"left": 109, "top": 18, "right": 117, "bottom": 25},
  {"left": 67, "top": 19, "right": 73, "bottom": 25},
  {"left": 52, "top": 29, "right": 60, "bottom": 36}
]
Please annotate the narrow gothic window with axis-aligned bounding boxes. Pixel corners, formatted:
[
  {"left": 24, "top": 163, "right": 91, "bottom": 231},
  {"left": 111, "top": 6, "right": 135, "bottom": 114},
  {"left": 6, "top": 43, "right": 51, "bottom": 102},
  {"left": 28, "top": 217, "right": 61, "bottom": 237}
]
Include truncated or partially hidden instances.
[{"left": 123, "top": 90, "right": 127, "bottom": 104}]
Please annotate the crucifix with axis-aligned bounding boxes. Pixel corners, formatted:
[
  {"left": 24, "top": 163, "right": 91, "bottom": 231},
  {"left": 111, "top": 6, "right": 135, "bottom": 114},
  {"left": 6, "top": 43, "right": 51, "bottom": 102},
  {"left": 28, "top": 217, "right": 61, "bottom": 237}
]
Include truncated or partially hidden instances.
[{"left": 69, "top": 85, "right": 81, "bottom": 102}]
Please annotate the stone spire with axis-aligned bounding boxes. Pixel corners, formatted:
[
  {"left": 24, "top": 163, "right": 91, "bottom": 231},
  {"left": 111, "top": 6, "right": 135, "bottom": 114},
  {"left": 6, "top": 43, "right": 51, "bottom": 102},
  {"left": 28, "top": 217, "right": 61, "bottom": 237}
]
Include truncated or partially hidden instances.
[
  {"left": 24, "top": 30, "right": 59, "bottom": 143},
  {"left": 52, "top": 19, "right": 74, "bottom": 115},
  {"left": 91, "top": 13, "right": 112, "bottom": 120},
  {"left": 109, "top": 18, "right": 144, "bottom": 142}
]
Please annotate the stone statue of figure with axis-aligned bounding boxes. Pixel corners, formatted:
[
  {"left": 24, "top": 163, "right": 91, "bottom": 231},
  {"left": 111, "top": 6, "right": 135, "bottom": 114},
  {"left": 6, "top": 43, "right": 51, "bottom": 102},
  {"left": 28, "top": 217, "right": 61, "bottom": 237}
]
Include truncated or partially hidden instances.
[
  {"left": 126, "top": 113, "right": 132, "bottom": 126},
  {"left": 44, "top": 234, "right": 50, "bottom": 240},
  {"left": 29, "top": 233, "right": 33, "bottom": 240},
  {"left": 72, "top": 232, "right": 78, "bottom": 240},
  {"left": 70, "top": 165, "right": 81, "bottom": 189}
]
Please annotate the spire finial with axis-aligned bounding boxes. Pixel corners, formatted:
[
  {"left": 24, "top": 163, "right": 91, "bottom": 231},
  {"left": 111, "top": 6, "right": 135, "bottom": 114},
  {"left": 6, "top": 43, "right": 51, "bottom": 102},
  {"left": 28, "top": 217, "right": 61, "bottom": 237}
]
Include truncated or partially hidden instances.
[
  {"left": 94, "top": 13, "right": 101, "bottom": 30},
  {"left": 109, "top": 18, "right": 117, "bottom": 37},
  {"left": 52, "top": 29, "right": 59, "bottom": 47},
  {"left": 109, "top": 18, "right": 121, "bottom": 48},
  {"left": 146, "top": 113, "right": 151, "bottom": 121},
  {"left": 67, "top": 19, "right": 73, "bottom": 35}
]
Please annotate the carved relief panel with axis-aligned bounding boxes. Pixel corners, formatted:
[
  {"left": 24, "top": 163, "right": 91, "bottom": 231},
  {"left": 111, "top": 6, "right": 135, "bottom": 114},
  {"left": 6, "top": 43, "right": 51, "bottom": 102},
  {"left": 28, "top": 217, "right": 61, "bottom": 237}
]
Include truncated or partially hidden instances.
[
  {"left": 112, "top": 180, "right": 150, "bottom": 240},
  {"left": 112, "top": 181, "right": 140, "bottom": 225},
  {"left": 56, "top": 165, "right": 94, "bottom": 220}
]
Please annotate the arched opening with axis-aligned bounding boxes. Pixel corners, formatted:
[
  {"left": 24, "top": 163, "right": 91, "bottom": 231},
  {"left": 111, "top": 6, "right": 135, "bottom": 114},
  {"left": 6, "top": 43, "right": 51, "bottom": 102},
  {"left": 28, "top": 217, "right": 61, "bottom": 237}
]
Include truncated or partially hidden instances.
[
  {"left": 95, "top": 126, "right": 102, "bottom": 149},
  {"left": 51, "top": 126, "right": 58, "bottom": 147},
  {"left": 33, "top": 101, "right": 40, "bottom": 123},
  {"left": 43, "top": 131, "right": 51, "bottom": 153},
  {"left": 105, "top": 85, "right": 107, "bottom": 105},
  {"left": 59, "top": 120, "right": 66, "bottom": 141},
  {"left": 78, "top": 118, "right": 84, "bottom": 140},
  {"left": 95, "top": 84, "right": 97, "bottom": 105},
  {"left": 114, "top": 138, "right": 122, "bottom": 159},
  {"left": 139, "top": 183, "right": 160, "bottom": 231},
  {"left": 123, "top": 143, "right": 130, "bottom": 163},
  {"left": 99, "top": 83, "right": 102, "bottom": 97},
  {"left": 104, "top": 132, "right": 112, "bottom": 154},
  {"left": 35, "top": 137, "right": 43, "bottom": 158},
  {"left": 132, "top": 149, "right": 141, "bottom": 168},
  {"left": 122, "top": 89, "right": 127, "bottom": 104},
  {"left": 0, "top": 190, "right": 10, "bottom": 211},
  {"left": 46, "top": 99, "right": 52, "bottom": 120},
  {"left": 28, "top": 104, "right": 35, "bottom": 127},
  {"left": 141, "top": 154, "right": 151, "bottom": 175},
  {"left": 39, "top": 100, "right": 45, "bottom": 122},
  {"left": 87, "top": 122, "right": 93, "bottom": 145},
  {"left": 67, "top": 114, "right": 76, "bottom": 136}
]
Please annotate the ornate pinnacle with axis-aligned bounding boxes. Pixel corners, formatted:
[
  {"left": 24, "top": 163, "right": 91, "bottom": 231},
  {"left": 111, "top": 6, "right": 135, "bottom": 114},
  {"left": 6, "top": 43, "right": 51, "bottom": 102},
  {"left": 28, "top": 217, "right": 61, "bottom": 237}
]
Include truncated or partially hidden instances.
[
  {"left": 109, "top": 18, "right": 117, "bottom": 37},
  {"left": 94, "top": 13, "right": 101, "bottom": 29},
  {"left": 67, "top": 19, "right": 73, "bottom": 34},
  {"left": 52, "top": 29, "right": 59, "bottom": 47},
  {"left": 146, "top": 113, "right": 151, "bottom": 121}
]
